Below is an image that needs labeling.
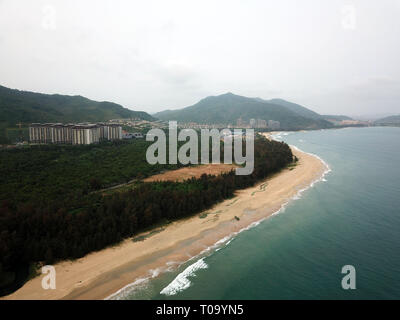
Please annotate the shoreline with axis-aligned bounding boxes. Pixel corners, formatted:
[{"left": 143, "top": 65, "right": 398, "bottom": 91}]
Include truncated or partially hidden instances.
[{"left": 3, "top": 140, "right": 328, "bottom": 300}]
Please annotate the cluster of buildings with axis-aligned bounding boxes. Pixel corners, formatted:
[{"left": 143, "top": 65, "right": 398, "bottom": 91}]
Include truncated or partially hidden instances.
[
  {"left": 29, "top": 123, "right": 123, "bottom": 145},
  {"left": 326, "top": 119, "right": 371, "bottom": 127},
  {"left": 109, "top": 118, "right": 166, "bottom": 130},
  {"left": 236, "top": 118, "right": 280, "bottom": 130},
  {"left": 174, "top": 119, "right": 281, "bottom": 130},
  {"left": 266, "top": 120, "right": 281, "bottom": 130},
  {"left": 178, "top": 122, "right": 231, "bottom": 129},
  {"left": 122, "top": 132, "right": 144, "bottom": 139}
]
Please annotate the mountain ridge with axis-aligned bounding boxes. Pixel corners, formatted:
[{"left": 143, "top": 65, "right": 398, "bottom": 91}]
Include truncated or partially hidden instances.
[
  {"left": 375, "top": 115, "right": 400, "bottom": 125},
  {"left": 154, "top": 92, "right": 333, "bottom": 130},
  {"left": 0, "top": 85, "right": 155, "bottom": 125}
]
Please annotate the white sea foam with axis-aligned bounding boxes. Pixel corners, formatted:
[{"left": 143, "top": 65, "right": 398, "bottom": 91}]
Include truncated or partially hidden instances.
[
  {"left": 104, "top": 265, "right": 174, "bottom": 300},
  {"left": 283, "top": 144, "right": 332, "bottom": 204},
  {"left": 271, "top": 131, "right": 293, "bottom": 141},
  {"left": 290, "top": 144, "right": 332, "bottom": 177},
  {"left": 105, "top": 277, "right": 150, "bottom": 300},
  {"left": 108, "top": 137, "right": 331, "bottom": 300},
  {"left": 193, "top": 235, "right": 233, "bottom": 257},
  {"left": 149, "top": 267, "right": 162, "bottom": 278},
  {"left": 160, "top": 259, "right": 208, "bottom": 296}
]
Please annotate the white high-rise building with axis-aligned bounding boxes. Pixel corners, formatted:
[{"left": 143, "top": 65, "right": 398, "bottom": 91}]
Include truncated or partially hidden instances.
[
  {"left": 29, "top": 123, "right": 122, "bottom": 145},
  {"left": 267, "top": 120, "right": 280, "bottom": 130}
]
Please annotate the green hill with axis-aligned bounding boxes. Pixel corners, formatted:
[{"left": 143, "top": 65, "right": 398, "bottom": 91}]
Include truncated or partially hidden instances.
[
  {"left": 262, "top": 98, "right": 323, "bottom": 120},
  {"left": 0, "top": 85, "right": 155, "bottom": 124},
  {"left": 375, "top": 115, "right": 400, "bottom": 126},
  {"left": 0, "top": 85, "right": 155, "bottom": 143},
  {"left": 155, "top": 93, "right": 333, "bottom": 130},
  {"left": 322, "top": 115, "right": 353, "bottom": 121}
]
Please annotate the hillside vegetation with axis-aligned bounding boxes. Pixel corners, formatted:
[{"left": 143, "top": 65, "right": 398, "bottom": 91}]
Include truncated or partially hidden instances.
[
  {"left": 0, "top": 85, "right": 154, "bottom": 143},
  {"left": 375, "top": 115, "right": 400, "bottom": 126},
  {"left": 155, "top": 93, "right": 333, "bottom": 130},
  {"left": 0, "top": 136, "right": 293, "bottom": 296}
]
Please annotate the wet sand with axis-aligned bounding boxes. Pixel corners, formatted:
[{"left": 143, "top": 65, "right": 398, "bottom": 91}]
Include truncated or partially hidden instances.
[{"left": 3, "top": 140, "right": 327, "bottom": 300}]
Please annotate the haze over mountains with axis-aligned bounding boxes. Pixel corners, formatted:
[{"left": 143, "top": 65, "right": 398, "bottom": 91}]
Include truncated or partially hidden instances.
[
  {"left": 374, "top": 115, "right": 400, "bottom": 126},
  {"left": 3, "top": 84, "right": 397, "bottom": 138},
  {"left": 0, "top": 85, "right": 155, "bottom": 126},
  {"left": 155, "top": 93, "right": 334, "bottom": 130}
]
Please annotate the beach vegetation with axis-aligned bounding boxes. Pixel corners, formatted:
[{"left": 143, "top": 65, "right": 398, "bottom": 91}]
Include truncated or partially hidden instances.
[{"left": 0, "top": 136, "right": 293, "bottom": 296}]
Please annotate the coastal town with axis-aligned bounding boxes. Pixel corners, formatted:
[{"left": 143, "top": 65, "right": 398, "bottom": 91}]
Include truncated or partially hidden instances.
[{"left": 25, "top": 118, "right": 281, "bottom": 145}]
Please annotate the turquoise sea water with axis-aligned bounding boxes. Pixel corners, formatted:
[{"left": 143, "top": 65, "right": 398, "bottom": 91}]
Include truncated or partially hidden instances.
[{"left": 112, "top": 127, "right": 400, "bottom": 300}]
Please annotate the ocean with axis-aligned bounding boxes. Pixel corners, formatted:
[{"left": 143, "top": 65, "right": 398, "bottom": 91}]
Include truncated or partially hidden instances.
[{"left": 110, "top": 127, "right": 400, "bottom": 300}]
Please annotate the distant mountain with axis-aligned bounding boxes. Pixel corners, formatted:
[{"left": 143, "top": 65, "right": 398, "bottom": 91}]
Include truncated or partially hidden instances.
[
  {"left": 261, "top": 98, "right": 323, "bottom": 120},
  {"left": 261, "top": 99, "right": 355, "bottom": 124},
  {"left": 0, "top": 85, "right": 155, "bottom": 126},
  {"left": 154, "top": 93, "right": 333, "bottom": 130},
  {"left": 323, "top": 115, "right": 353, "bottom": 121},
  {"left": 374, "top": 115, "right": 400, "bottom": 126}
]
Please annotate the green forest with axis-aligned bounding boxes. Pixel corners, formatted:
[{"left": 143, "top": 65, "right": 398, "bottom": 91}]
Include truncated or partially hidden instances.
[
  {"left": 0, "top": 140, "right": 185, "bottom": 207},
  {"left": 0, "top": 84, "right": 155, "bottom": 144},
  {"left": 155, "top": 93, "right": 333, "bottom": 130},
  {"left": 0, "top": 135, "right": 294, "bottom": 296}
]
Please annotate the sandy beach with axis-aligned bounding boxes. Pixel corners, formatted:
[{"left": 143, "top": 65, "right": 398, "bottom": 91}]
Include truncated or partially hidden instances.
[{"left": 3, "top": 138, "right": 327, "bottom": 300}]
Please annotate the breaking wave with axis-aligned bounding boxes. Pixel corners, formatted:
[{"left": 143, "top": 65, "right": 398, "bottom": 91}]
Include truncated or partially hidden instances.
[
  {"left": 107, "top": 139, "right": 331, "bottom": 299},
  {"left": 160, "top": 259, "right": 208, "bottom": 296}
]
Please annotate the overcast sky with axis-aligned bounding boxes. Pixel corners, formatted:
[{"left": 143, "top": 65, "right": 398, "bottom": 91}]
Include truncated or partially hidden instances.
[{"left": 0, "top": 0, "right": 399, "bottom": 117}]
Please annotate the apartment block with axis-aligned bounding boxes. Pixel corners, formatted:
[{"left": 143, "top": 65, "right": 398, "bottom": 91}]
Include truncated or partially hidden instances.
[{"left": 29, "top": 123, "right": 122, "bottom": 145}]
